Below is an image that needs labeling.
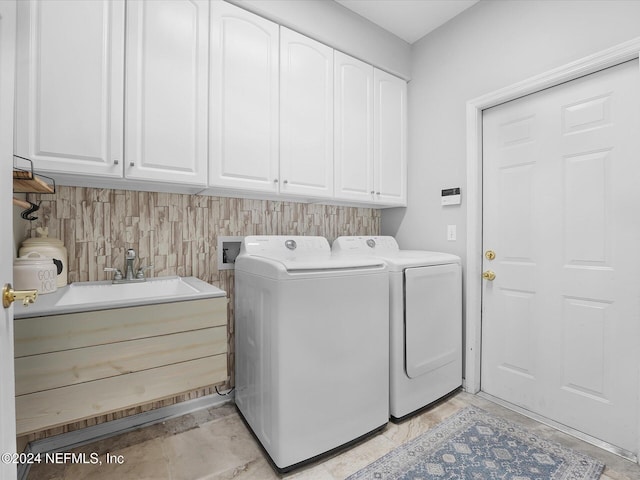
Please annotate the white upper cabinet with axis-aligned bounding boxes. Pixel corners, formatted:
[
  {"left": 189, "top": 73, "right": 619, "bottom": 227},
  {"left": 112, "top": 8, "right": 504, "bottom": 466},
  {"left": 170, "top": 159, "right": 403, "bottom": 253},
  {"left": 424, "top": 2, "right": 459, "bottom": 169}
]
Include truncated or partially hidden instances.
[
  {"left": 15, "top": 2, "right": 405, "bottom": 205},
  {"left": 334, "top": 52, "right": 407, "bottom": 207},
  {"left": 334, "top": 52, "right": 374, "bottom": 203},
  {"left": 374, "top": 69, "right": 407, "bottom": 206},
  {"left": 15, "top": 0, "right": 125, "bottom": 177},
  {"left": 125, "top": 0, "right": 209, "bottom": 186},
  {"left": 280, "top": 27, "right": 334, "bottom": 199},
  {"left": 209, "top": 1, "right": 279, "bottom": 193}
]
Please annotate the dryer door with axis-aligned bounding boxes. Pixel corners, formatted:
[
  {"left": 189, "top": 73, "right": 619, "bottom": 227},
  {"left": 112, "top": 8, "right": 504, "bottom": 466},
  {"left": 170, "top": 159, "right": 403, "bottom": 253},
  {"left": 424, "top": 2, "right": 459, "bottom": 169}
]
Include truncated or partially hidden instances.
[{"left": 404, "top": 263, "right": 461, "bottom": 379}]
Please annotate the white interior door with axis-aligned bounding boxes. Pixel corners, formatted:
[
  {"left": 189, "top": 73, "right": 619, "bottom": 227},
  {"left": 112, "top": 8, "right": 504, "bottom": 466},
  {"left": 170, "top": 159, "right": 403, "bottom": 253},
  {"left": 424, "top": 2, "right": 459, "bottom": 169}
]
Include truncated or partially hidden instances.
[
  {"left": 0, "top": 1, "right": 17, "bottom": 478},
  {"left": 481, "top": 59, "right": 640, "bottom": 454}
]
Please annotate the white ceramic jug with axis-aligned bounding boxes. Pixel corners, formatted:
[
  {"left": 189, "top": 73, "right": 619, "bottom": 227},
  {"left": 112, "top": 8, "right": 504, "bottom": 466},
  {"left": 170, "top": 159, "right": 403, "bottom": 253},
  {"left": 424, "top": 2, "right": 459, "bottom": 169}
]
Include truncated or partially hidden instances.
[
  {"left": 20, "top": 227, "right": 68, "bottom": 287},
  {"left": 13, "top": 251, "right": 58, "bottom": 294}
]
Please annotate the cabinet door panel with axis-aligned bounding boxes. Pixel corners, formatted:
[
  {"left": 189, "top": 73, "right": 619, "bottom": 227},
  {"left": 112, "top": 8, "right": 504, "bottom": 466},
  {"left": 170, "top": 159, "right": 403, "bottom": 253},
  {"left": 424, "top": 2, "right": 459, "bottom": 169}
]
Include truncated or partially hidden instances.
[
  {"left": 125, "top": 0, "right": 208, "bottom": 185},
  {"left": 280, "top": 28, "right": 333, "bottom": 198},
  {"left": 334, "top": 52, "right": 373, "bottom": 202},
  {"left": 374, "top": 69, "right": 407, "bottom": 206},
  {"left": 16, "top": 356, "right": 226, "bottom": 435},
  {"left": 209, "top": 2, "right": 279, "bottom": 192},
  {"left": 15, "top": 0, "right": 124, "bottom": 177}
]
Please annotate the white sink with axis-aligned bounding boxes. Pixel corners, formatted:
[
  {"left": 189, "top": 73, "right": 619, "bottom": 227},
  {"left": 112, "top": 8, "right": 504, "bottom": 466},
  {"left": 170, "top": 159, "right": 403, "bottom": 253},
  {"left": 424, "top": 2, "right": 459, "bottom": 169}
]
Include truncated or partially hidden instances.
[
  {"left": 55, "top": 276, "right": 200, "bottom": 307},
  {"left": 12, "top": 276, "right": 227, "bottom": 319}
]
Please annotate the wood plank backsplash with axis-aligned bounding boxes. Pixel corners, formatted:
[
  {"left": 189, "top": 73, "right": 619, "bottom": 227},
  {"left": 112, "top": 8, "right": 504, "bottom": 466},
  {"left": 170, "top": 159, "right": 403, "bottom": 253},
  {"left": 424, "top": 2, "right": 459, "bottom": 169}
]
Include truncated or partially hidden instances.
[{"left": 20, "top": 186, "right": 380, "bottom": 441}]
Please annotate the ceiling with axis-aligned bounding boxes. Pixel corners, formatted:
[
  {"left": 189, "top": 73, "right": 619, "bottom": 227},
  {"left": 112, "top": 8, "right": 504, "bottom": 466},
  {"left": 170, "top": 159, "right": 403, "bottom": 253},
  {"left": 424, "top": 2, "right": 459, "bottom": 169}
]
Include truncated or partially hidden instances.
[{"left": 334, "top": 0, "right": 479, "bottom": 44}]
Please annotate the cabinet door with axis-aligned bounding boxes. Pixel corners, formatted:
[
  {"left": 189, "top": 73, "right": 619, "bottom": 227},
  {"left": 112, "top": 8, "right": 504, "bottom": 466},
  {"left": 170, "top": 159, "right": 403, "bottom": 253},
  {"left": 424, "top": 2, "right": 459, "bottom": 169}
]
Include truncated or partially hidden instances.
[
  {"left": 209, "top": 2, "right": 279, "bottom": 193},
  {"left": 280, "top": 27, "right": 333, "bottom": 198},
  {"left": 374, "top": 69, "right": 407, "bottom": 206},
  {"left": 334, "top": 52, "right": 374, "bottom": 203},
  {"left": 15, "top": 0, "right": 124, "bottom": 177},
  {"left": 125, "top": 0, "right": 208, "bottom": 186}
]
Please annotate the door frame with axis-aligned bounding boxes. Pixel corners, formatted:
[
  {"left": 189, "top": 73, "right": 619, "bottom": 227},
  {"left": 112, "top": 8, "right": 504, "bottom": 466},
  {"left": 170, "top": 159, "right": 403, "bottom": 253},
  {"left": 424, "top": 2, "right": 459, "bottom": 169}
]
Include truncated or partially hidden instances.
[
  {"left": 464, "top": 36, "right": 640, "bottom": 448},
  {"left": 0, "top": 1, "right": 17, "bottom": 478}
]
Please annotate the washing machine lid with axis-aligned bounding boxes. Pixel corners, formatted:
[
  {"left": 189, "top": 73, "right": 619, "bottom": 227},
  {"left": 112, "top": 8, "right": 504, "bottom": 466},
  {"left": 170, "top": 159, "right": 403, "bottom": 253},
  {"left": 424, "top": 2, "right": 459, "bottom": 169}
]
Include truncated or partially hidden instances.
[
  {"left": 332, "top": 236, "right": 460, "bottom": 270},
  {"left": 236, "top": 235, "right": 386, "bottom": 278}
]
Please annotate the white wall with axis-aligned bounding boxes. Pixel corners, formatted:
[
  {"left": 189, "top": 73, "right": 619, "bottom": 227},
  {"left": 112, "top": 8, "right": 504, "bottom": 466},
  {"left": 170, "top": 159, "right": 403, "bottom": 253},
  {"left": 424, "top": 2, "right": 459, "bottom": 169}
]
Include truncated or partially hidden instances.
[
  {"left": 383, "top": 0, "right": 640, "bottom": 265},
  {"left": 227, "top": 0, "right": 411, "bottom": 79}
]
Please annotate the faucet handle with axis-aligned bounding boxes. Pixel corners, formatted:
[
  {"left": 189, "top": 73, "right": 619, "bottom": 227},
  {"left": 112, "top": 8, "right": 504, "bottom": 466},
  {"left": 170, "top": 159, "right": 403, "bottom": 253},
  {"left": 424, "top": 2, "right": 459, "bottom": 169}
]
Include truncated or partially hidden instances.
[
  {"left": 136, "top": 265, "right": 154, "bottom": 279},
  {"left": 104, "top": 267, "right": 123, "bottom": 281}
]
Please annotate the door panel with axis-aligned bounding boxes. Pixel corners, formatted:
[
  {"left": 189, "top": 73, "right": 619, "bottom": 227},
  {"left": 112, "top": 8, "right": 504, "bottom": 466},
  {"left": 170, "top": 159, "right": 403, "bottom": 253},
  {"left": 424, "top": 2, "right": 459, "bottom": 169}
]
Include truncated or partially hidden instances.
[
  {"left": 209, "top": 1, "right": 279, "bottom": 192},
  {"left": 280, "top": 27, "right": 334, "bottom": 198},
  {"left": 125, "top": 0, "right": 208, "bottom": 185},
  {"left": 564, "top": 151, "right": 610, "bottom": 266},
  {"left": 1, "top": 1, "right": 17, "bottom": 473},
  {"left": 373, "top": 69, "right": 407, "bottom": 205},
  {"left": 405, "top": 264, "right": 460, "bottom": 379},
  {"left": 334, "top": 51, "right": 373, "bottom": 202},
  {"left": 482, "top": 60, "right": 640, "bottom": 454},
  {"left": 15, "top": 0, "right": 124, "bottom": 177}
]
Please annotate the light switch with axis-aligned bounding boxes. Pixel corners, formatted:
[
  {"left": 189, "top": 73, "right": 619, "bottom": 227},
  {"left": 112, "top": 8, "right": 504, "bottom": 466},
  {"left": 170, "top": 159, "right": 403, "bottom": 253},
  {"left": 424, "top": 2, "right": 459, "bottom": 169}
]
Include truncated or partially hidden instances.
[{"left": 447, "top": 225, "right": 457, "bottom": 241}]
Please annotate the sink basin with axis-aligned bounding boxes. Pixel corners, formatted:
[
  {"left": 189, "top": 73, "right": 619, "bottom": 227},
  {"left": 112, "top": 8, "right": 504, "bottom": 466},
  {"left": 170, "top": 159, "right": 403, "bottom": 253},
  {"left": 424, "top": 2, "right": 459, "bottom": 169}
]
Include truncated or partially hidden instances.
[
  {"left": 55, "top": 276, "right": 200, "bottom": 307},
  {"left": 14, "top": 275, "right": 226, "bottom": 319}
]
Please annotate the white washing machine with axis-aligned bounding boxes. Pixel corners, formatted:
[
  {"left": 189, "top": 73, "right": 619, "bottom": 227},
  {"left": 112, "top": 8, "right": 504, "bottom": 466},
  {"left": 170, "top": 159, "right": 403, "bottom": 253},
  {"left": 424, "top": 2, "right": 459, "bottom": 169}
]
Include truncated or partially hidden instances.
[
  {"left": 234, "top": 235, "right": 389, "bottom": 472},
  {"left": 332, "top": 236, "right": 462, "bottom": 421}
]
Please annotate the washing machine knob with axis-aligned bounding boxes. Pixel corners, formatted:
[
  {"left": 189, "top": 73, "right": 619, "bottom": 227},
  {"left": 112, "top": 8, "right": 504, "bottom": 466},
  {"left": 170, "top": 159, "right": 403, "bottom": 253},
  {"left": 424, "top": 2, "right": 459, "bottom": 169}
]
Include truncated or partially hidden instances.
[{"left": 285, "top": 239, "right": 297, "bottom": 250}]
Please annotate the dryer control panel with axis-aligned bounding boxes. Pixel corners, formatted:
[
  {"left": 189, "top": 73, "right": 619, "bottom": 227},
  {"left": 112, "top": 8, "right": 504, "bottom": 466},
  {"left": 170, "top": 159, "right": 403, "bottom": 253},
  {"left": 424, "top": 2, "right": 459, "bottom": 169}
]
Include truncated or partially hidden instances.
[{"left": 332, "top": 236, "right": 399, "bottom": 254}]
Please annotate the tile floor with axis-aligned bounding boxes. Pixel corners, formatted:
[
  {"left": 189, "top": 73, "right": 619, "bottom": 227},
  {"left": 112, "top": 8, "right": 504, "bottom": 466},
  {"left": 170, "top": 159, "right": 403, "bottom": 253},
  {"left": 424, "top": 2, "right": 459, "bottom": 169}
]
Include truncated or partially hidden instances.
[{"left": 26, "top": 391, "right": 640, "bottom": 479}]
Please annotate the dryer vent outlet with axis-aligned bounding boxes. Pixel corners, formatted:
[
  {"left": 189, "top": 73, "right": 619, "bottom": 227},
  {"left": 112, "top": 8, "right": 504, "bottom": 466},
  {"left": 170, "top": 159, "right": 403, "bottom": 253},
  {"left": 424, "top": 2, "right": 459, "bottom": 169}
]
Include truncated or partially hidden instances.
[{"left": 218, "top": 236, "right": 243, "bottom": 270}]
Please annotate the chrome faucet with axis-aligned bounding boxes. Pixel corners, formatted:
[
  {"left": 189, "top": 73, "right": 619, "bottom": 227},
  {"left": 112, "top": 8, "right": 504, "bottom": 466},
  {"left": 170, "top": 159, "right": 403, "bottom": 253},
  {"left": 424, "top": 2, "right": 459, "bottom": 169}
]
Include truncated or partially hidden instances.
[
  {"left": 125, "top": 248, "right": 136, "bottom": 280},
  {"left": 104, "top": 248, "right": 153, "bottom": 283}
]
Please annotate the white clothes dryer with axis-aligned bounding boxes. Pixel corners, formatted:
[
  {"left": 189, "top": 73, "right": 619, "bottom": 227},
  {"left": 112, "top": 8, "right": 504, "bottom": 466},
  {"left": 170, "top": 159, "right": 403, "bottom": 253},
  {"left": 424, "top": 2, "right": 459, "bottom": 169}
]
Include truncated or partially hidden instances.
[
  {"left": 332, "top": 236, "right": 462, "bottom": 422},
  {"left": 234, "top": 236, "right": 389, "bottom": 472}
]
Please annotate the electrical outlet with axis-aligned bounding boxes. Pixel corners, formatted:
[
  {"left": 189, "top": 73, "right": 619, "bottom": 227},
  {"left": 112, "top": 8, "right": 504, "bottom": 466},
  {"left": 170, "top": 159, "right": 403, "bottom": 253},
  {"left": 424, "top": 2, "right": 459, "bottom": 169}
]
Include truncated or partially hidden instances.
[{"left": 447, "top": 225, "right": 457, "bottom": 241}]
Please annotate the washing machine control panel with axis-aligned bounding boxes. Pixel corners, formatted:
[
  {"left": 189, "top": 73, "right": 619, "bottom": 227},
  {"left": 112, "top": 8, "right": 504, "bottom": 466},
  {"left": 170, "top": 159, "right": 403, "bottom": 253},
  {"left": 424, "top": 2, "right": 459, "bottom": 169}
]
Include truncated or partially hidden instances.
[{"left": 242, "top": 235, "right": 330, "bottom": 256}]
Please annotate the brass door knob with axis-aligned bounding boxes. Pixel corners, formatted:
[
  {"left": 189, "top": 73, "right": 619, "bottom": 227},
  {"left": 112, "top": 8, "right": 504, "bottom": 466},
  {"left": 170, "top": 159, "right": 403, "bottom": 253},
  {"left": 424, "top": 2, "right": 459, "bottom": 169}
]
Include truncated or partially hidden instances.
[
  {"left": 485, "top": 250, "right": 496, "bottom": 260},
  {"left": 2, "top": 283, "right": 38, "bottom": 308},
  {"left": 482, "top": 270, "right": 496, "bottom": 281}
]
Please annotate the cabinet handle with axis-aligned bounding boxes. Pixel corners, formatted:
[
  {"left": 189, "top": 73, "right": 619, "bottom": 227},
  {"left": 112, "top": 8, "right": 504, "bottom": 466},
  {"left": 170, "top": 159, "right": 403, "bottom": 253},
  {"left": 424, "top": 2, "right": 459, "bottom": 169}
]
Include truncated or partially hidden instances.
[
  {"left": 129, "top": 162, "right": 135, "bottom": 167},
  {"left": 273, "top": 179, "right": 278, "bottom": 183},
  {"left": 114, "top": 160, "right": 119, "bottom": 165},
  {"left": 376, "top": 191, "right": 380, "bottom": 195},
  {"left": 370, "top": 191, "right": 375, "bottom": 195},
  {"left": 283, "top": 180, "right": 288, "bottom": 184}
]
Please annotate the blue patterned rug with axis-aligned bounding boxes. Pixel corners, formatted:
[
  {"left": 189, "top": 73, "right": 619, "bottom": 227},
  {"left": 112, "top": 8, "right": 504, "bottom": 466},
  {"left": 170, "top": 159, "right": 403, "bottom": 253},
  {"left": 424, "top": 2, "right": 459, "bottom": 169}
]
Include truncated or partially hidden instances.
[{"left": 347, "top": 406, "right": 604, "bottom": 480}]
